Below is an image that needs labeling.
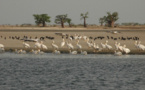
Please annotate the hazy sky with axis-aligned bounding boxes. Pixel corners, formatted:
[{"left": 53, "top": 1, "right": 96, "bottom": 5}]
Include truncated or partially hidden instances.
[{"left": 0, "top": 0, "right": 145, "bottom": 25}]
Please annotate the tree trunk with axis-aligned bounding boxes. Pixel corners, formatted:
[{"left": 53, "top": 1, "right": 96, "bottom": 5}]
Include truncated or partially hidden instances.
[
  {"left": 42, "top": 21, "right": 45, "bottom": 27},
  {"left": 84, "top": 17, "right": 87, "bottom": 27},
  {"left": 111, "top": 21, "right": 115, "bottom": 27},
  {"left": 101, "top": 23, "right": 103, "bottom": 26},
  {"left": 61, "top": 20, "right": 64, "bottom": 28},
  {"left": 69, "top": 23, "right": 72, "bottom": 27},
  {"left": 108, "top": 21, "right": 112, "bottom": 27}
]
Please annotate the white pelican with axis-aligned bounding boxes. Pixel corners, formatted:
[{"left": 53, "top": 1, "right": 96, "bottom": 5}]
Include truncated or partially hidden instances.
[
  {"left": 82, "top": 35, "right": 87, "bottom": 41},
  {"left": 138, "top": 41, "right": 145, "bottom": 50},
  {"left": 123, "top": 45, "right": 130, "bottom": 54},
  {"left": 52, "top": 41, "right": 59, "bottom": 50},
  {"left": 16, "top": 49, "right": 26, "bottom": 54},
  {"left": 69, "top": 50, "right": 77, "bottom": 55},
  {"left": 115, "top": 42, "right": 119, "bottom": 50},
  {"left": 87, "top": 41, "right": 92, "bottom": 48},
  {"left": 40, "top": 41, "right": 48, "bottom": 50},
  {"left": 76, "top": 40, "right": 82, "bottom": 50},
  {"left": 114, "top": 51, "right": 122, "bottom": 56},
  {"left": 54, "top": 50, "right": 61, "bottom": 54},
  {"left": 30, "top": 49, "right": 38, "bottom": 54},
  {"left": 37, "top": 49, "right": 44, "bottom": 54},
  {"left": 34, "top": 42, "right": 41, "bottom": 49},
  {"left": 93, "top": 43, "right": 100, "bottom": 52},
  {"left": 23, "top": 42, "right": 30, "bottom": 48},
  {"left": 101, "top": 42, "right": 106, "bottom": 49},
  {"left": 74, "top": 34, "right": 78, "bottom": 40},
  {"left": 67, "top": 42, "right": 74, "bottom": 50},
  {"left": 61, "top": 39, "right": 65, "bottom": 47},
  {"left": 0, "top": 44, "right": 4, "bottom": 48},
  {"left": 105, "top": 41, "right": 112, "bottom": 50},
  {"left": 117, "top": 43, "right": 123, "bottom": 52},
  {"left": 81, "top": 50, "right": 87, "bottom": 55}
]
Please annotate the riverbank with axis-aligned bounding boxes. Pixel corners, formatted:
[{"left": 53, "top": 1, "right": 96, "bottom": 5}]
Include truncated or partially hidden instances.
[{"left": 0, "top": 28, "right": 145, "bottom": 54}]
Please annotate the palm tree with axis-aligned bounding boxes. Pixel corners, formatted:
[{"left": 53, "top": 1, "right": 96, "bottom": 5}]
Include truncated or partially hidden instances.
[
  {"left": 80, "top": 12, "right": 89, "bottom": 27},
  {"left": 55, "top": 14, "right": 68, "bottom": 28},
  {"left": 33, "top": 14, "right": 51, "bottom": 27},
  {"left": 105, "top": 12, "right": 119, "bottom": 27}
]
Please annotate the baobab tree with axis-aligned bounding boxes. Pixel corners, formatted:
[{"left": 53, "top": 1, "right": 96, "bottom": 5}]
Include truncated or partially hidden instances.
[
  {"left": 80, "top": 12, "right": 89, "bottom": 27},
  {"left": 105, "top": 12, "right": 119, "bottom": 27},
  {"left": 55, "top": 14, "right": 68, "bottom": 28}
]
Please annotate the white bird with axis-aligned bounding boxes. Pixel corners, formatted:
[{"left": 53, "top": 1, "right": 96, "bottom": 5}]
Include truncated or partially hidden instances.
[
  {"left": 105, "top": 41, "right": 112, "bottom": 50},
  {"left": 81, "top": 50, "right": 87, "bottom": 55},
  {"left": 61, "top": 39, "right": 65, "bottom": 47},
  {"left": 138, "top": 41, "right": 145, "bottom": 51},
  {"left": 54, "top": 50, "right": 61, "bottom": 54},
  {"left": 123, "top": 45, "right": 130, "bottom": 54},
  {"left": 93, "top": 43, "right": 100, "bottom": 52},
  {"left": 37, "top": 49, "right": 44, "bottom": 54},
  {"left": 74, "top": 34, "right": 78, "bottom": 40},
  {"left": 82, "top": 35, "right": 87, "bottom": 41},
  {"left": 52, "top": 41, "right": 59, "bottom": 50},
  {"left": 30, "top": 49, "right": 38, "bottom": 54},
  {"left": 69, "top": 50, "right": 77, "bottom": 55},
  {"left": 16, "top": 49, "right": 26, "bottom": 54},
  {"left": 114, "top": 51, "right": 122, "bottom": 56},
  {"left": 67, "top": 42, "right": 74, "bottom": 50},
  {"left": 40, "top": 41, "right": 48, "bottom": 50},
  {"left": 0, "top": 44, "right": 4, "bottom": 48},
  {"left": 34, "top": 42, "right": 41, "bottom": 49},
  {"left": 76, "top": 40, "right": 82, "bottom": 50},
  {"left": 115, "top": 42, "right": 119, "bottom": 50},
  {"left": 117, "top": 43, "right": 123, "bottom": 52},
  {"left": 87, "top": 41, "right": 92, "bottom": 48},
  {"left": 23, "top": 42, "right": 30, "bottom": 48},
  {"left": 101, "top": 42, "right": 106, "bottom": 49}
]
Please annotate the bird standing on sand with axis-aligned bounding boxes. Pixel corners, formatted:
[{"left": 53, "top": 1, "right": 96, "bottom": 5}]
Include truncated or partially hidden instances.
[
  {"left": 23, "top": 42, "right": 30, "bottom": 48},
  {"left": 40, "top": 41, "right": 48, "bottom": 50},
  {"left": 61, "top": 39, "right": 65, "bottom": 48},
  {"left": 52, "top": 40, "right": 59, "bottom": 50}
]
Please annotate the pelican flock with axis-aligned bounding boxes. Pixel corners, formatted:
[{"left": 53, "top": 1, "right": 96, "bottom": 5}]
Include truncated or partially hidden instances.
[{"left": 0, "top": 32, "right": 143, "bottom": 56}]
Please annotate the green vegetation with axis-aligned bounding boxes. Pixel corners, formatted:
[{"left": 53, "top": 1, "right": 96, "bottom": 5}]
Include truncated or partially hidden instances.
[
  {"left": 99, "top": 16, "right": 106, "bottom": 26},
  {"left": 33, "top": 14, "right": 51, "bottom": 27},
  {"left": 80, "top": 12, "right": 89, "bottom": 27},
  {"left": 105, "top": 12, "right": 119, "bottom": 27},
  {"left": 55, "top": 14, "right": 68, "bottom": 28}
]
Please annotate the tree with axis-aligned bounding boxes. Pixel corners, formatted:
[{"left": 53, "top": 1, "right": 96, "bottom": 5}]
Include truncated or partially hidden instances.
[
  {"left": 55, "top": 14, "right": 68, "bottom": 28},
  {"left": 80, "top": 12, "right": 89, "bottom": 27},
  {"left": 66, "top": 18, "right": 72, "bottom": 27},
  {"left": 33, "top": 14, "right": 42, "bottom": 26},
  {"left": 33, "top": 14, "right": 51, "bottom": 27},
  {"left": 99, "top": 16, "right": 106, "bottom": 26},
  {"left": 105, "top": 12, "right": 119, "bottom": 27}
]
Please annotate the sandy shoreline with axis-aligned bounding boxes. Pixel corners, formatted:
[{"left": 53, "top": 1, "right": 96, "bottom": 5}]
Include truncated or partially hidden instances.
[{"left": 0, "top": 28, "right": 145, "bottom": 54}]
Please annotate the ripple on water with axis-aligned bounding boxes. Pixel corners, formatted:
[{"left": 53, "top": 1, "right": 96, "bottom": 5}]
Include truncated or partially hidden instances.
[{"left": 0, "top": 53, "right": 145, "bottom": 90}]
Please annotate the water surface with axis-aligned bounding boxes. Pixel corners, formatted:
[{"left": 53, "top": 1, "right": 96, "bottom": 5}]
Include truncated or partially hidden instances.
[{"left": 0, "top": 53, "right": 145, "bottom": 90}]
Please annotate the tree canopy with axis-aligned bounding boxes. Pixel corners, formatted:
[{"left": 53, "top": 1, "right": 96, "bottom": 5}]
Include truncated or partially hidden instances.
[
  {"left": 105, "top": 12, "right": 119, "bottom": 27},
  {"left": 33, "top": 14, "right": 51, "bottom": 27},
  {"left": 55, "top": 14, "right": 68, "bottom": 28}
]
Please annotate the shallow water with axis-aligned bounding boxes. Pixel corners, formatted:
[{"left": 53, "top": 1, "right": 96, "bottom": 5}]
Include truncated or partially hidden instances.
[{"left": 0, "top": 53, "right": 145, "bottom": 90}]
